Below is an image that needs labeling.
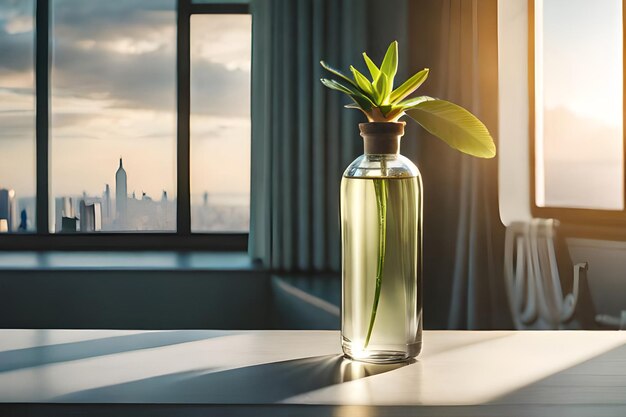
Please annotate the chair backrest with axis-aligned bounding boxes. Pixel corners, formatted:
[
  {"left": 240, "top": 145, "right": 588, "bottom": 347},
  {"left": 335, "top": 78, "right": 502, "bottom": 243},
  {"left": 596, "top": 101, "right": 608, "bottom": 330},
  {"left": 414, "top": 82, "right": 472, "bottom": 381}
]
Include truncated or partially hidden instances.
[{"left": 504, "top": 219, "right": 589, "bottom": 329}]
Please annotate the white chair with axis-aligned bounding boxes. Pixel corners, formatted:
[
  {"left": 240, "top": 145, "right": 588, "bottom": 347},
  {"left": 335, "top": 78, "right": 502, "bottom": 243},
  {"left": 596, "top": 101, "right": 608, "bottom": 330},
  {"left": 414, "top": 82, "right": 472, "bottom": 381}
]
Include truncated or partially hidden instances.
[{"left": 504, "top": 219, "right": 589, "bottom": 329}]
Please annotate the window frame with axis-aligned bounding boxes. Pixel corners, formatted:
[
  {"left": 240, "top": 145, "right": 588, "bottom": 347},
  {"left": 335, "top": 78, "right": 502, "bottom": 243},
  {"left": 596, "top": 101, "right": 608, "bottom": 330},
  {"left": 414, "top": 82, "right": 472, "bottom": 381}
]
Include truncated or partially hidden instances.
[
  {"left": 0, "top": 0, "right": 251, "bottom": 251},
  {"left": 528, "top": 0, "right": 626, "bottom": 229}
]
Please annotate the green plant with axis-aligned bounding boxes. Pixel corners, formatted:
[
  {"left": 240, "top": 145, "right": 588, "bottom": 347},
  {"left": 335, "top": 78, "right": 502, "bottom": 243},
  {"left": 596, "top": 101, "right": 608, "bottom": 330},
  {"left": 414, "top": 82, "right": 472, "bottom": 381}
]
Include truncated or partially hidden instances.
[
  {"left": 320, "top": 40, "right": 495, "bottom": 158},
  {"left": 322, "top": 41, "right": 496, "bottom": 350}
]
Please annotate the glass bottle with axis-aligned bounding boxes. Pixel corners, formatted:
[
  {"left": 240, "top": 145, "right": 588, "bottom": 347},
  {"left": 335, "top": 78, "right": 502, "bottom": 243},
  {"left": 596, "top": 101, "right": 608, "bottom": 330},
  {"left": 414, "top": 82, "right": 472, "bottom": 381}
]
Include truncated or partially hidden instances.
[{"left": 341, "top": 122, "right": 423, "bottom": 363}]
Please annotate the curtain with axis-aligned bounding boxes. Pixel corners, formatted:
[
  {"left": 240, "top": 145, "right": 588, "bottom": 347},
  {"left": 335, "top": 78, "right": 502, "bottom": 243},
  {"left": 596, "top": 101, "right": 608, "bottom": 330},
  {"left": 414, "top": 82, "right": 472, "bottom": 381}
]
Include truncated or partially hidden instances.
[
  {"left": 407, "top": 0, "right": 511, "bottom": 329},
  {"left": 249, "top": 0, "right": 410, "bottom": 271}
]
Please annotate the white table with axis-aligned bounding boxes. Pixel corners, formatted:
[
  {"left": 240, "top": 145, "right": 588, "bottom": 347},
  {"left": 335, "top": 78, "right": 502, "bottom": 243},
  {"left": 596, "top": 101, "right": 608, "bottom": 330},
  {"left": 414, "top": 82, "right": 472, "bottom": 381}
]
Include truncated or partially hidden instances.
[{"left": 1, "top": 330, "right": 625, "bottom": 416}]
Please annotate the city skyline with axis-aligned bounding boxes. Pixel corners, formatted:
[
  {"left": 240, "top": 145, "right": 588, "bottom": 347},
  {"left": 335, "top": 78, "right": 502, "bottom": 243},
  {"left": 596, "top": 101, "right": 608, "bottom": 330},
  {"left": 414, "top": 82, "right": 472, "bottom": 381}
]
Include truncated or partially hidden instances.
[
  {"left": 0, "top": 152, "right": 249, "bottom": 233},
  {"left": 51, "top": 155, "right": 248, "bottom": 232}
]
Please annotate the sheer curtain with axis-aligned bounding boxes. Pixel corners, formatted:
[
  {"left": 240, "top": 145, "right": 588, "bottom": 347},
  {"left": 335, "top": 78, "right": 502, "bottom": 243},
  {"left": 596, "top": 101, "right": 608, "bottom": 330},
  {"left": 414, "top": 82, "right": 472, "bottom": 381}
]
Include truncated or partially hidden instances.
[{"left": 407, "top": 0, "right": 511, "bottom": 329}]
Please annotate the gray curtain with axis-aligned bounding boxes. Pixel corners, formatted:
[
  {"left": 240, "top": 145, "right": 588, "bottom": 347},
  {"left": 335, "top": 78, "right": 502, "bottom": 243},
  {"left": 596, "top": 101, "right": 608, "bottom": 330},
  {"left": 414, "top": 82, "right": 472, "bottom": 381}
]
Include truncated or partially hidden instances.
[
  {"left": 407, "top": 0, "right": 511, "bottom": 329},
  {"left": 249, "top": 0, "right": 410, "bottom": 271}
]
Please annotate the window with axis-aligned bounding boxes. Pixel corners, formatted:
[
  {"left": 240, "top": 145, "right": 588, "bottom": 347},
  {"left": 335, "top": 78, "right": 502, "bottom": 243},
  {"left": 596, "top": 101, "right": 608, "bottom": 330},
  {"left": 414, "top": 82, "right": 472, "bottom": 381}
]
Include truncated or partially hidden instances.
[
  {"left": 530, "top": 0, "right": 626, "bottom": 224},
  {"left": 0, "top": 0, "right": 250, "bottom": 249},
  {"left": 190, "top": 14, "right": 251, "bottom": 233},
  {"left": 0, "top": 0, "right": 36, "bottom": 233},
  {"left": 51, "top": 0, "right": 177, "bottom": 233}
]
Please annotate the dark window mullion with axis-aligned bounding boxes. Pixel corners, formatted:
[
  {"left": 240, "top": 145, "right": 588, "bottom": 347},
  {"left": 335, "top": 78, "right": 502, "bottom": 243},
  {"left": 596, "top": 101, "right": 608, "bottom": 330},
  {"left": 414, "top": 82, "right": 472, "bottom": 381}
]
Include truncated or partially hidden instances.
[
  {"left": 177, "top": 0, "right": 192, "bottom": 235},
  {"left": 35, "top": 0, "right": 50, "bottom": 234},
  {"left": 189, "top": 3, "right": 249, "bottom": 14}
]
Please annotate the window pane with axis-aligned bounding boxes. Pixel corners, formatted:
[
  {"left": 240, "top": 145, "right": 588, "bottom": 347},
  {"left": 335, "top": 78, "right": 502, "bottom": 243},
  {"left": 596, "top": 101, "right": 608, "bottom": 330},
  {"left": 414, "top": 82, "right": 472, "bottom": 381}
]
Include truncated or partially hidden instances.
[
  {"left": 190, "top": 14, "right": 251, "bottom": 233},
  {"left": 535, "top": 0, "right": 624, "bottom": 210},
  {"left": 51, "top": 0, "right": 177, "bottom": 232},
  {"left": 0, "top": 0, "right": 35, "bottom": 232}
]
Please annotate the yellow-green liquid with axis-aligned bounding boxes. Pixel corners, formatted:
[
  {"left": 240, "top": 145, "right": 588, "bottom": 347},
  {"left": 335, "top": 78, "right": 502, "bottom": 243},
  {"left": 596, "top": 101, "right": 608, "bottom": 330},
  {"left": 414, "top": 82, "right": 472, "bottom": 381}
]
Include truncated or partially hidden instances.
[{"left": 341, "top": 176, "right": 422, "bottom": 362}]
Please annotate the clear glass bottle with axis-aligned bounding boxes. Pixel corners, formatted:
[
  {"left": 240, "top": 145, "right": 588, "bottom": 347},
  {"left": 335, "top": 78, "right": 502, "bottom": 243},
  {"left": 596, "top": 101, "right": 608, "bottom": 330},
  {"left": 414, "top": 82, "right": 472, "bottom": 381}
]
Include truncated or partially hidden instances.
[{"left": 341, "top": 122, "right": 423, "bottom": 363}]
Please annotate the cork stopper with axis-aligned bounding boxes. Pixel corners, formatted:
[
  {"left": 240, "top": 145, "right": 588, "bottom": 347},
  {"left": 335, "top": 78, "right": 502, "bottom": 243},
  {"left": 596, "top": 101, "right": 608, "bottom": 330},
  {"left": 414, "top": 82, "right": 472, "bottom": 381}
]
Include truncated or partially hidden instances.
[{"left": 359, "top": 122, "right": 405, "bottom": 154}]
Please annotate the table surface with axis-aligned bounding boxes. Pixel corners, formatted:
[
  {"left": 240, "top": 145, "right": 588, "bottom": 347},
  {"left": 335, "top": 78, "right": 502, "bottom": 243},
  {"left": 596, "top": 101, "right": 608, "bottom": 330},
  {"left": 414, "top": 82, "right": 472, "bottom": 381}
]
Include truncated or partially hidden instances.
[{"left": 1, "top": 329, "right": 625, "bottom": 417}]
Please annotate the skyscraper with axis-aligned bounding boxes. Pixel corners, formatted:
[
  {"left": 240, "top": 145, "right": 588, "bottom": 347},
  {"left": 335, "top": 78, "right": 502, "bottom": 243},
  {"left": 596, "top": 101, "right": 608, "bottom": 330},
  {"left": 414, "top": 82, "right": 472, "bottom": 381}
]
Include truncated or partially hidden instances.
[
  {"left": 0, "top": 189, "right": 17, "bottom": 232},
  {"left": 115, "top": 158, "right": 127, "bottom": 226},
  {"left": 79, "top": 200, "right": 102, "bottom": 232},
  {"left": 103, "top": 184, "right": 111, "bottom": 220},
  {"left": 55, "top": 196, "right": 75, "bottom": 233}
]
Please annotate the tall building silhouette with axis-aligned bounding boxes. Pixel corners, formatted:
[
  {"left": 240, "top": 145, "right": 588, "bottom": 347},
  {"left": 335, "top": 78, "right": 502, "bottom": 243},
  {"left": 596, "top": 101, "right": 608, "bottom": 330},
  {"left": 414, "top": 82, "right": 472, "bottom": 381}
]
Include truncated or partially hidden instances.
[
  {"left": 115, "top": 158, "right": 127, "bottom": 226},
  {"left": 0, "top": 189, "right": 17, "bottom": 232},
  {"left": 55, "top": 196, "right": 75, "bottom": 233},
  {"left": 18, "top": 209, "right": 27, "bottom": 231},
  {"left": 103, "top": 184, "right": 111, "bottom": 220},
  {"left": 80, "top": 200, "right": 102, "bottom": 232},
  {"left": 54, "top": 197, "right": 76, "bottom": 233},
  {"left": 61, "top": 216, "right": 78, "bottom": 233}
]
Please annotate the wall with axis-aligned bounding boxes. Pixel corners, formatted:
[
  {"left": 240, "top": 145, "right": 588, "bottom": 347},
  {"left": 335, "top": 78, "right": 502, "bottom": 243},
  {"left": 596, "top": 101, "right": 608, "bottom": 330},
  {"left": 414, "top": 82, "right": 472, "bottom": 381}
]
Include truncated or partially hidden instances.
[
  {"left": 0, "top": 269, "right": 272, "bottom": 329},
  {"left": 0, "top": 255, "right": 343, "bottom": 330},
  {"left": 567, "top": 238, "right": 626, "bottom": 317}
]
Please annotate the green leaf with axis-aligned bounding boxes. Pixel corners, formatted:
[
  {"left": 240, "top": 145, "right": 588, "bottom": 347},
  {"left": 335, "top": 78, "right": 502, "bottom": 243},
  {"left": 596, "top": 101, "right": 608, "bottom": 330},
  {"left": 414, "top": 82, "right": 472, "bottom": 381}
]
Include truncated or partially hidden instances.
[
  {"left": 373, "top": 72, "right": 390, "bottom": 105},
  {"left": 390, "top": 68, "right": 429, "bottom": 104},
  {"left": 320, "top": 61, "right": 358, "bottom": 88},
  {"left": 320, "top": 78, "right": 353, "bottom": 95},
  {"left": 379, "top": 104, "right": 393, "bottom": 114},
  {"left": 364, "top": 177, "right": 387, "bottom": 349},
  {"left": 379, "top": 41, "right": 398, "bottom": 92},
  {"left": 396, "top": 95, "right": 433, "bottom": 109},
  {"left": 377, "top": 97, "right": 433, "bottom": 121},
  {"left": 374, "top": 103, "right": 407, "bottom": 122},
  {"left": 350, "top": 65, "right": 374, "bottom": 96},
  {"left": 406, "top": 99, "right": 496, "bottom": 158},
  {"left": 350, "top": 95, "right": 375, "bottom": 111},
  {"left": 320, "top": 78, "right": 375, "bottom": 110},
  {"left": 362, "top": 52, "right": 380, "bottom": 81}
]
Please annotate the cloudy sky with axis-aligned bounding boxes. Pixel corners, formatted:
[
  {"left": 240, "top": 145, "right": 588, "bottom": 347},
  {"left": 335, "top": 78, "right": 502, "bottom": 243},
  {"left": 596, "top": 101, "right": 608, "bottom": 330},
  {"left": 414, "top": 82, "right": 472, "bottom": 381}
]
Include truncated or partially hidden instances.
[{"left": 0, "top": 0, "right": 250, "bottom": 203}]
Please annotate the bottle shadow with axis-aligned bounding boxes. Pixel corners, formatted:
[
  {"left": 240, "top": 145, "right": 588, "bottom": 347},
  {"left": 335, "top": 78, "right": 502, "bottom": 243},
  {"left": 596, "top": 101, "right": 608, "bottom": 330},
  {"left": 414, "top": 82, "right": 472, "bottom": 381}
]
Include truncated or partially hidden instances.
[{"left": 55, "top": 354, "right": 412, "bottom": 403}]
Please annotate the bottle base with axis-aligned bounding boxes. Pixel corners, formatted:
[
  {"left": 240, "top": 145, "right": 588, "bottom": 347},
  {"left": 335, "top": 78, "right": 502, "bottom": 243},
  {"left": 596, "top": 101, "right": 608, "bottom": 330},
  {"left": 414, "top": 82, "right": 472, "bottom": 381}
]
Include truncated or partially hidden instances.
[{"left": 342, "top": 336, "right": 421, "bottom": 364}]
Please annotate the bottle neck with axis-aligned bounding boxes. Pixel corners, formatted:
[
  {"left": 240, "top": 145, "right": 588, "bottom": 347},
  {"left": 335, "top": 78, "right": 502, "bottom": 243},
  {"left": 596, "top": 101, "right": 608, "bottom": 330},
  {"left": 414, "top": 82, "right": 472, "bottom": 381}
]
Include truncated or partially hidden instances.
[{"left": 359, "top": 122, "right": 405, "bottom": 155}]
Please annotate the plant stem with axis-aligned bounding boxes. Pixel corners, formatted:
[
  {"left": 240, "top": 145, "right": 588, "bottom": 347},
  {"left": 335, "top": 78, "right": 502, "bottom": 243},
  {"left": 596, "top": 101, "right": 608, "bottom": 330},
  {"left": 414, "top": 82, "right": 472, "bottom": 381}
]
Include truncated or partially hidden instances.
[{"left": 364, "top": 176, "right": 387, "bottom": 349}]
